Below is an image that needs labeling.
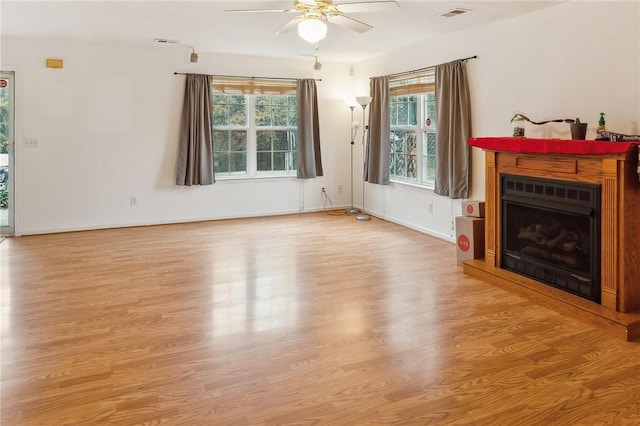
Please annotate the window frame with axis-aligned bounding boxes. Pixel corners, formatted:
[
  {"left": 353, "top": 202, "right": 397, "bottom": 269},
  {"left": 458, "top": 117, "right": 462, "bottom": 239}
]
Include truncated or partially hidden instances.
[
  {"left": 389, "top": 92, "right": 437, "bottom": 188},
  {"left": 211, "top": 80, "right": 298, "bottom": 180}
]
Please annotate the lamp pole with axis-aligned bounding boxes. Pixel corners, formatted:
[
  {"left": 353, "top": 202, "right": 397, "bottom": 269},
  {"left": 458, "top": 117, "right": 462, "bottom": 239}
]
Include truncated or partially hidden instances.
[
  {"left": 355, "top": 96, "right": 372, "bottom": 222},
  {"left": 346, "top": 104, "right": 359, "bottom": 214}
]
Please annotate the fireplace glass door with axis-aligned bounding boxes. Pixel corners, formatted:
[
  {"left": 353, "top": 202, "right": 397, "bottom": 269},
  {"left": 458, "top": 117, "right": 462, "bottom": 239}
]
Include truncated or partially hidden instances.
[{"left": 501, "top": 174, "right": 601, "bottom": 303}]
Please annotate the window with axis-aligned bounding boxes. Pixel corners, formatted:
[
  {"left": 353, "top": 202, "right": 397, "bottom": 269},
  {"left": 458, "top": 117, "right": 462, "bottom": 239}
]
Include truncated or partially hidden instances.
[
  {"left": 211, "top": 78, "right": 297, "bottom": 178},
  {"left": 389, "top": 70, "right": 437, "bottom": 187},
  {"left": 255, "top": 96, "right": 297, "bottom": 174},
  {"left": 213, "top": 94, "right": 247, "bottom": 176}
]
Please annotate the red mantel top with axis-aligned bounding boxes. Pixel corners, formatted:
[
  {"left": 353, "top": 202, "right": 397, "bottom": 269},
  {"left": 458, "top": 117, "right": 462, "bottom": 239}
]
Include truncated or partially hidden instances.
[{"left": 469, "top": 137, "right": 636, "bottom": 155}]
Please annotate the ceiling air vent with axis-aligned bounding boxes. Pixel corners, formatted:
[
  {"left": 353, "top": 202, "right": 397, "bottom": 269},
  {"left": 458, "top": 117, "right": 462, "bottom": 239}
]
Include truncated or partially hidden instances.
[
  {"left": 440, "top": 8, "right": 470, "bottom": 18},
  {"left": 154, "top": 39, "right": 180, "bottom": 44}
]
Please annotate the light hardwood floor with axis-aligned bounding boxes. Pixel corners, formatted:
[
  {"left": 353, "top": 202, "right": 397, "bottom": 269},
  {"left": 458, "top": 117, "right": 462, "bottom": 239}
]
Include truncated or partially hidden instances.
[{"left": 1, "top": 213, "right": 639, "bottom": 425}]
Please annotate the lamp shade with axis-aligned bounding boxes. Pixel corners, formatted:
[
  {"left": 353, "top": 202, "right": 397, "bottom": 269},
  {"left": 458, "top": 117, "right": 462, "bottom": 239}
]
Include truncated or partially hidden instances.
[
  {"left": 298, "top": 18, "right": 327, "bottom": 43},
  {"left": 356, "top": 96, "right": 372, "bottom": 107},
  {"left": 345, "top": 98, "right": 358, "bottom": 108}
]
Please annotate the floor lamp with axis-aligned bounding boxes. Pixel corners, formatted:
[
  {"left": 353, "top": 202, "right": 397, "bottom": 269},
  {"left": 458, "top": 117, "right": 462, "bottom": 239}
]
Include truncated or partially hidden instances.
[
  {"left": 345, "top": 101, "right": 359, "bottom": 214},
  {"left": 356, "top": 96, "right": 372, "bottom": 221}
]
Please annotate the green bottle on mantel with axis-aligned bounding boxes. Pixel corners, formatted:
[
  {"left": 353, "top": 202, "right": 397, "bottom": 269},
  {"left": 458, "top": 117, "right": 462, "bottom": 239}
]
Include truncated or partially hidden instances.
[{"left": 597, "top": 112, "right": 606, "bottom": 139}]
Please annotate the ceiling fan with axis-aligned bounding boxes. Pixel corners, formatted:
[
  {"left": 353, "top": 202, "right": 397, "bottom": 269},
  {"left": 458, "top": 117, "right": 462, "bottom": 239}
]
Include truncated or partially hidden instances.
[{"left": 225, "top": 0, "right": 400, "bottom": 43}]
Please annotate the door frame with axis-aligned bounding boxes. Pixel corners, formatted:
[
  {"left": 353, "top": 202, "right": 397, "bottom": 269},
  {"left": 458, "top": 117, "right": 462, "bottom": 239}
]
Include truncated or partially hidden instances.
[{"left": 1, "top": 71, "right": 15, "bottom": 237}]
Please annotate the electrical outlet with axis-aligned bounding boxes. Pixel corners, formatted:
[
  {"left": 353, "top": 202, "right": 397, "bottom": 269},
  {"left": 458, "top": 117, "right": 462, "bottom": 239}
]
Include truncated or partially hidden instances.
[
  {"left": 130, "top": 196, "right": 138, "bottom": 207},
  {"left": 428, "top": 202, "right": 434, "bottom": 214},
  {"left": 338, "top": 185, "right": 343, "bottom": 193},
  {"left": 321, "top": 187, "right": 326, "bottom": 193}
]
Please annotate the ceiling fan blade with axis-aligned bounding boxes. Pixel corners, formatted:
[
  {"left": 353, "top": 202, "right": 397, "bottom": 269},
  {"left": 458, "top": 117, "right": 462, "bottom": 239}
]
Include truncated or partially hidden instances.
[
  {"left": 275, "top": 16, "right": 305, "bottom": 34},
  {"left": 336, "top": 1, "right": 399, "bottom": 14},
  {"left": 224, "top": 8, "right": 293, "bottom": 14},
  {"left": 328, "top": 14, "right": 372, "bottom": 33}
]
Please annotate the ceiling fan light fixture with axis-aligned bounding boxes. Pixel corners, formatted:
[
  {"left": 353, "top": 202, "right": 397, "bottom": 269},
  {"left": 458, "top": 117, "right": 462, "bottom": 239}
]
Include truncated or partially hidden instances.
[{"left": 298, "top": 18, "right": 327, "bottom": 43}]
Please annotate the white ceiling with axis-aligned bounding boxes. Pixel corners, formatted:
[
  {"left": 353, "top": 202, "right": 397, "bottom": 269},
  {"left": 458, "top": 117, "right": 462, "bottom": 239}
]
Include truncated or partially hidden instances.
[{"left": 1, "top": 0, "right": 563, "bottom": 62}]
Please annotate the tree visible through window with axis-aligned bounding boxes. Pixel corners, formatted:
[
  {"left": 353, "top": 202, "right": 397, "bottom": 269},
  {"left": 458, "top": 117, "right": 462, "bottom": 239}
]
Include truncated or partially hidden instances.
[
  {"left": 211, "top": 77, "right": 298, "bottom": 178},
  {"left": 213, "top": 94, "right": 247, "bottom": 175},
  {"left": 255, "top": 96, "right": 297, "bottom": 173}
]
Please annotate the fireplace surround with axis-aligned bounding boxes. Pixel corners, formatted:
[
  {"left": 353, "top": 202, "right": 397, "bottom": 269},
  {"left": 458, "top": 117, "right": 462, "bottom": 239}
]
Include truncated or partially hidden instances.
[{"left": 464, "top": 137, "right": 640, "bottom": 340}]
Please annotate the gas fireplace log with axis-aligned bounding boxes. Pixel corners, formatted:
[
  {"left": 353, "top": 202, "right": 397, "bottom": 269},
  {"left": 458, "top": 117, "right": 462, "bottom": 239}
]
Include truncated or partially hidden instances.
[
  {"left": 520, "top": 244, "right": 580, "bottom": 267},
  {"left": 517, "top": 224, "right": 582, "bottom": 253},
  {"left": 552, "top": 251, "right": 579, "bottom": 267}
]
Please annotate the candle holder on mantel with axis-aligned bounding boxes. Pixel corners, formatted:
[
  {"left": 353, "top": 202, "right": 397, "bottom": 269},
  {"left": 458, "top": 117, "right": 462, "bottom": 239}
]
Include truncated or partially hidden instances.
[
  {"left": 511, "top": 114, "right": 526, "bottom": 137},
  {"left": 569, "top": 119, "right": 588, "bottom": 140}
]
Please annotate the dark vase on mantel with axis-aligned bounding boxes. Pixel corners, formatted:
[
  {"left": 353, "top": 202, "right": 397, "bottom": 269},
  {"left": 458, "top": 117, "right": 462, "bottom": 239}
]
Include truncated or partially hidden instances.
[{"left": 570, "top": 122, "right": 588, "bottom": 140}]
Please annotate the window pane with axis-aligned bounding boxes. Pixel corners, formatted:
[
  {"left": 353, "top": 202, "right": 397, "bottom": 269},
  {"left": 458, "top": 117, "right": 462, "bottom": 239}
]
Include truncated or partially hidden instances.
[
  {"left": 212, "top": 104, "right": 227, "bottom": 126},
  {"left": 422, "top": 130, "right": 437, "bottom": 185},
  {"left": 408, "top": 96, "right": 417, "bottom": 125},
  {"left": 212, "top": 94, "right": 246, "bottom": 126},
  {"left": 287, "top": 151, "right": 297, "bottom": 170},
  {"left": 398, "top": 99, "right": 407, "bottom": 125},
  {"left": 229, "top": 104, "right": 246, "bottom": 125},
  {"left": 272, "top": 131, "right": 289, "bottom": 150},
  {"left": 288, "top": 98, "right": 297, "bottom": 126},
  {"left": 255, "top": 102, "right": 270, "bottom": 126},
  {"left": 256, "top": 128, "right": 296, "bottom": 173},
  {"left": 423, "top": 157, "right": 436, "bottom": 184},
  {"left": 424, "top": 132, "right": 436, "bottom": 156},
  {"left": 272, "top": 105, "right": 288, "bottom": 127},
  {"left": 230, "top": 152, "right": 246, "bottom": 173},
  {"left": 257, "top": 133, "right": 271, "bottom": 151},
  {"left": 273, "top": 152, "right": 286, "bottom": 170},
  {"left": 425, "top": 93, "right": 436, "bottom": 129},
  {"left": 214, "top": 153, "right": 229, "bottom": 173},
  {"left": 407, "top": 155, "right": 417, "bottom": 178},
  {"left": 213, "top": 130, "right": 228, "bottom": 152},
  {"left": 389, "top": 128, "right": 417, "bottom": 180},
  {"left": 230, "top": 131, "right": 247, "bottom": 151},
  {"left": 257, "top": 152, "right": 272, "bottom": 171}
]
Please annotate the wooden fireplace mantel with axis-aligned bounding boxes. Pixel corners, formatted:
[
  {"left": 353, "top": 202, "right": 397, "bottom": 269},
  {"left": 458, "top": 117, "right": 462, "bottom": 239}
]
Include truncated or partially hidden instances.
[{"left": 464, "top": 137, "right": 640, "bottom": 340}]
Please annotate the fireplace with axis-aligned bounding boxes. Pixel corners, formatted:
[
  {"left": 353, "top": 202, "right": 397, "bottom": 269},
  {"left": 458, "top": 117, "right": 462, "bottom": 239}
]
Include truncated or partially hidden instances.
[
  {"left": 500, "top": 174, "right": 600, "bottom": 303},
  {"left": 462, "top": 137, "right": 640, "bottom": 340}
]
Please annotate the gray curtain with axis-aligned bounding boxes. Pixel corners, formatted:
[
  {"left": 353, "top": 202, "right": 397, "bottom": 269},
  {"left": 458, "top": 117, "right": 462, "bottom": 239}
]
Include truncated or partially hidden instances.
[
  {"left": 364, "top": 76, "right": 390, "bottom": 184},
  {"left": 297, "top": 79, "right": 323, "bottom": 179},
  {"left": 176, "top": 74, "right": 214, "bottom": 186},
  {"left": 434, "top": 60, "right": 471, "bottom": 198}
]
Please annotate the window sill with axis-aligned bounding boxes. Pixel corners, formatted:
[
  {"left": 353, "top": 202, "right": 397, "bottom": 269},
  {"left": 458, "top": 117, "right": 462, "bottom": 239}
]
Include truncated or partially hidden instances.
[
  {"left": 215, "top": 174, "right": 297, "bottom": 182},
  {"left": 389, "top": 178, "right": 435, "bottom": 192}
]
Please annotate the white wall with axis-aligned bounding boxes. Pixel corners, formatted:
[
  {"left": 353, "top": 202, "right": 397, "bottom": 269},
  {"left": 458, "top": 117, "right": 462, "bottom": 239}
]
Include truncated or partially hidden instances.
[
  {"left": 353, "top": 1, "right": 640, "bottom": 241},
  {"left": 2, "top": 39, "right": 356, "bottom": 235},
  {"left": 3, "top": 1, "right": 639, "bottom": 238}
]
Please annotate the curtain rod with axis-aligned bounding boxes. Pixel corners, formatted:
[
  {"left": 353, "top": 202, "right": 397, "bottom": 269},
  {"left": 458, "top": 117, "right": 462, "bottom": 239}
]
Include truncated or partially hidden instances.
[
  {"left": 382, "top": 55, "right": 477, "bottom": 80},
  {"left": 174, "top": 72, "right": 321, "bottom": 82}
]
